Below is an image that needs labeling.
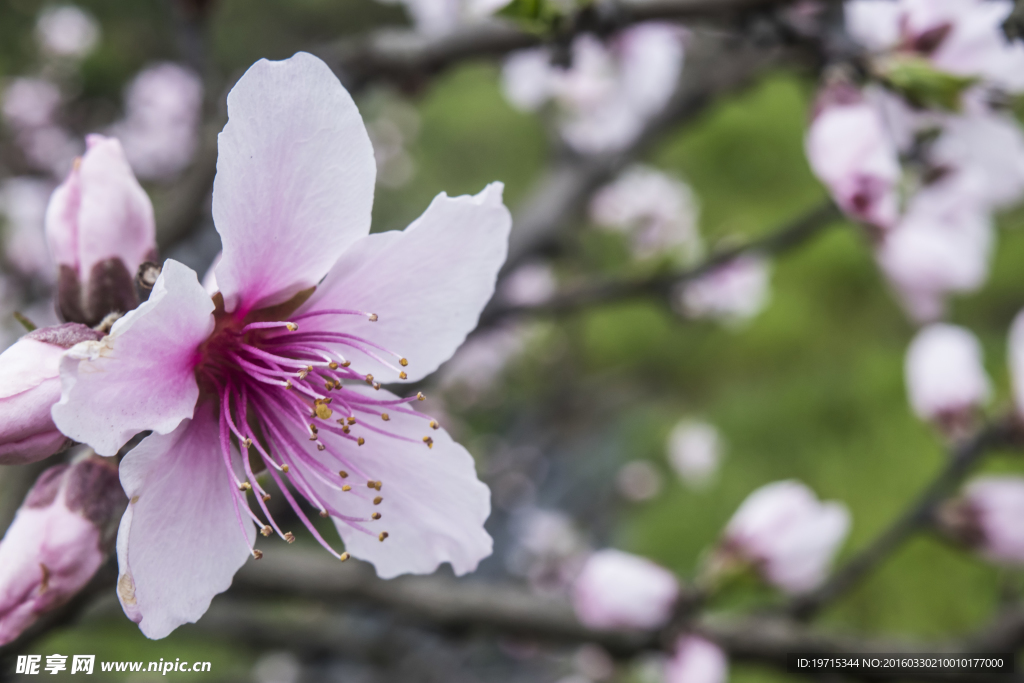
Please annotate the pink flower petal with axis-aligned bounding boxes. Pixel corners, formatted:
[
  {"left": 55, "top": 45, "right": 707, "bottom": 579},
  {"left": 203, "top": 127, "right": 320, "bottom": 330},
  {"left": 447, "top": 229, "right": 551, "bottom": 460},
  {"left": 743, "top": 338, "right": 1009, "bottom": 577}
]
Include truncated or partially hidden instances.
[
  {"left": 212, "top": 52, "right": 376, "bottom": 314},
  {"left": 299, "top": 183, "right": 511, "bottom": 383},
  {"left": 572, "top": 548, "right": 679, "bottom": 630},
  {"left": 52, "top": 260, "right": 214, "bottom": 455},
  {"left": 116, "top": 403, "right": 255, "bottom": 639},
  {"left": 301, "top": 385, "right": 492, "bottom": 579}
]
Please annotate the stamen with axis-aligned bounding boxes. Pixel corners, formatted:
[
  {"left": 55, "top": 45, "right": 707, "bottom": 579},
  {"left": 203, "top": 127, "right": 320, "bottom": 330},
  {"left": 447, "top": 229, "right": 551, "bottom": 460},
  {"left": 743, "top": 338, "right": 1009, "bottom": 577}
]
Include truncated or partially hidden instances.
[
  {"left": 242, "top": 321, "right": 298, "bottom": 333},
  {"left": 379, "top": 532, "right": 389, "bottom": 542},
  {"left": 253, "top": 549, "right": 264, "bottom": 559},
  {"left": 374, "top": 496, "right": 383, "bottom": 505},
  {"left": 372, "top": 512, "right": 381, "bottom": 520},
  {"left": 339, "top": 470, "right": 349, "bottom": 478},
  {"left": 423, "top": 436, "right": 434, "bottom": 448},
  {"left": 340, "top": 552, "right": 351, "bottom": 561},
  {"left": 261, "top": 525, "right": 273, "bottom": 537}
]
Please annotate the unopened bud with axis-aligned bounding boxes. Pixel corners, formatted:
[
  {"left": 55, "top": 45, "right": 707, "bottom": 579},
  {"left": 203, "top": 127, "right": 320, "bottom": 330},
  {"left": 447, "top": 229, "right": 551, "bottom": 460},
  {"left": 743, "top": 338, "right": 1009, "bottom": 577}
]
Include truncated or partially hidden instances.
[
  {"left": 0, "top": 324, "right": 102, "bottom": 464},
  {"left": 0, "top": 455, "right": 125, "bottom": 645},
  {"left": 938, "top": 477, "right": 1024, "bottom": 565},
  {"left": 45, "top": 135, "right": 158, "bottom": 326}
]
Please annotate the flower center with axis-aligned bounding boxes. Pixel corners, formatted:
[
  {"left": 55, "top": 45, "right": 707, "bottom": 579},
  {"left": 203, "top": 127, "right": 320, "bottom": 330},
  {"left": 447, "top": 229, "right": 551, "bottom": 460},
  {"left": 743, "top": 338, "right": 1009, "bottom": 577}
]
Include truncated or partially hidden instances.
[{"left": 194, "top": 305, "right": 439, "bottom": 562}]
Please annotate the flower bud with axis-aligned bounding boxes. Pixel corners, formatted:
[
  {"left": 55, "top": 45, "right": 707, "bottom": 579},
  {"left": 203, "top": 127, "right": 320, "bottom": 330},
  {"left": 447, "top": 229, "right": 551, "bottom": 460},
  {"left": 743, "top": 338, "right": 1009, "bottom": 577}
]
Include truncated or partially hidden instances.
[
  {"left": 0, "top": 324, "right": 102, "bottom": 464},
  {"left": 665, "top": 636, "right": 727, "bottom": 683},
  {"left": 938, "top": 477, "right": 1024, "bottom": 565},
  {"left": 572, "top": 549, "right": 679, "bottom": 630},
  {"left": 45, "top": 134, "right": 157, "bottom": 326},
  {"left": 0, "top": 455, "right": 125, "bottom": 645},
  {"left": 806, "top": 85, "right": 901, "bottom": 230},
  {"left": 716, "top": 480, "right": 850, "bottom": 594},
  {"left": 905, "top": 323, "right": 990, "bottom": 432}
]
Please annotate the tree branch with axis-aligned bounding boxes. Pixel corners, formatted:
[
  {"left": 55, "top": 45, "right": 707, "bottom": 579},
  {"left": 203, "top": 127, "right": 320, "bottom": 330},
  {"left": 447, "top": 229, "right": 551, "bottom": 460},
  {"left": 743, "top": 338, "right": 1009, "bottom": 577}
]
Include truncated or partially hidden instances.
[
  {"left": 318, "top": 0, "right": 834, "bottom": 89},
  {"left": 230, "top": 551, "right": 1018, "bottom": 682},
  {"left": 481, "top": 200, "right": 841, "bottom": 327},
  {"left": 788, "top": 416, "right": 1020, "bottom": 620}
]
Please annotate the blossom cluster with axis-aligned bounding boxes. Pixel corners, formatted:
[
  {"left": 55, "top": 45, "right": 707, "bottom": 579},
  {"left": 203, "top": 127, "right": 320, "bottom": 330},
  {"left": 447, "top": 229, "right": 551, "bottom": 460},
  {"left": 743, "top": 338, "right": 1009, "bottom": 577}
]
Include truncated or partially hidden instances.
[{"left": 806, "top": 0, "right": 1024, "bottom": 320}]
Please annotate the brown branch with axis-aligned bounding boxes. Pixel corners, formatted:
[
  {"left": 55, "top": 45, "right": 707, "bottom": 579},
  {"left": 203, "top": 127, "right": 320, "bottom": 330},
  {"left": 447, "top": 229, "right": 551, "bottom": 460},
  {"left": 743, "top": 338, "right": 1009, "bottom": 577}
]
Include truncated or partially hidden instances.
[
  {"left": 229, "top": 551, "right": 1018, "bottom": 682},
  {"left": 317, "top": 0, "right": 833, "bottom": 89},
  {"left": 788, "top": 416, "right": 1021, "bottom": 620},
  {"left": 481, "top": 200, "right": 841, "bottom": 327}
]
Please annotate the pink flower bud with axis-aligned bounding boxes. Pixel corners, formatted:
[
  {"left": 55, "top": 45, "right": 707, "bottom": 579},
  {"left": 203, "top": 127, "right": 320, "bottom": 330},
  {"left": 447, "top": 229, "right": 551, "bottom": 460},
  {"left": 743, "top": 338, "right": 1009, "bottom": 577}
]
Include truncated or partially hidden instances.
[
  {"left": 676, "top": 256, "right": 771, "bottom": 323},
  {"left": 45, "top": 134, "right": 157, "bottom": 326},
  {"left": 0, "top": 455, "right": 124, "bottom": 645},
  {"left": 806, "top": 88, "right": 901, "bottom": 229},
  {"left": 572, "top": 549, "right": 679, "bottom": 630},
  {"left": 721, "top": 480, "right": 850, "bottom": 594},
  {"left": 938, "top": 477, "right": 1024, "bottom": 565},
  {"left": 665, "top": 636, "right": 728, "bottom": 683},
  {"left": 905, "top": 323, "right": 990, "bottom": 428},
  {"left": 0, "top": 324, "right": 102, "bottom": 464}
]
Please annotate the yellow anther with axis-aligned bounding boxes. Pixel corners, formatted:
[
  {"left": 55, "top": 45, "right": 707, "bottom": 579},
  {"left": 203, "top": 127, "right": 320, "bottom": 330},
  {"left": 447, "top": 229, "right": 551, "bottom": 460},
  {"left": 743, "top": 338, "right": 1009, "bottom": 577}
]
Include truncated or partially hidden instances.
[
  {"left": 365, "top": 374, "right": 374, "bottom": 385},
  {"left": 253, "top": 549, "right": 264, "bottom": 560},
  {"left": 340, "top": 552, "right": 351, "bottom": 561},
  {"left": 341, "top": 360, "right": 351, "bottom": 368},
  {"left": 342, "top": 485, "right": 352, "bottom": 492},
  {"left": 366, "top": 481, "right": 376, "bottom": 489},
  {"left": 261, "top": 525, "right": 272, "bottom": 537},
  {"left": 399, "top": 371, "right": 407, "bottom": 380},
  {"left": 429, "top": 420, "right": 439, "bottom": 430},
  {"left": 347, "top": 417, "right": 357, "bottom": 425},
  {"left": 285, "top": 323, "right": 298, "bottom": 331},
  {"left": 281, "top": 464, "right": 290, "bottom": 473},
  {"left": 323, "top": 397, "right": 333, "bottom": 404},
  {"left": 309, "top": 422, "right": 319, "bottom": 433},
  {"left": 339, "top": 470, "right": 349, "bottom": 479},
  {"left": 373, "top": 382, "right": 381, "bottom": 391},
  {"left": 285, "top": 380, "right": 292, "bottom": 390},
  {"left": 378, "top": 532, "right": 389, "bottom": 542},
  {"left": 243, "top": 437, "right": 253, "bottom": 449},
  {"left": 284, "top": 532, "right": 296, "bottom": 544},
  {"left": 315, "top": 403, "right": 333, "bottom": 420},
  {"left": 309, "top": 434, "right": 318, "bottom": 442},
  {"left": 357, "top": 437, "right": 365, "bottom": 446},
  {"left": 368, "top": 313, "right": 378, "bottom": 322},
  {"left": 342, "top": 425, "right": 351, "bottom": 434},
  {"left": 417, "top": 392, "right": 425, "bottom": 401},
  {"left": 381, "top": 413, "right": 390, "bottom": 421},
  {"left": 239, "top": 482, "right": 252, "bottom": 492},
  {"left": 374, "top": 481, "right": 382, "bottom": 491},
  {"left": 262, "top": 494, "right": 271, "bottom": 502},
  {"left": 298, "top": 369, "right": 309, "bottom": 380},
  {"left": 317, "top": 443, "right": 326, "bottom": 451},
  {"left": 399, "top": 358, "right": 408, "bottom": 367},
  {"left": 423, "top": 436, "right": 434, "bottom": 449},
  {"left": 373, "top": 496, "right": 383, "bottom": 505},
  {"left": 319, "top": 510, "right": 329, "bottom": 518},
  {"left": 329, "top": 361, "right": 339, "bottom": 370},
  {"left": 371, "top": 512, "right": 381, "bottom": 520}
]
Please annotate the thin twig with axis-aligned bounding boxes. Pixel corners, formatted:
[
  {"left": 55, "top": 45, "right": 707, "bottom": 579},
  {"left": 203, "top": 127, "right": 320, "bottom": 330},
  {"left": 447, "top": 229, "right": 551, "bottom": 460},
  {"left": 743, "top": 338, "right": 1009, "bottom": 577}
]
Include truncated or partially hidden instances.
[
  {"left": 481, "top": 200, "right": 841, "bottom": 327},
  {"left": 788, "top": 416, "right": 1020, "bottom": 620},
  {"left": 319, "top": 0, "right": 836, "bottom": 89}
]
